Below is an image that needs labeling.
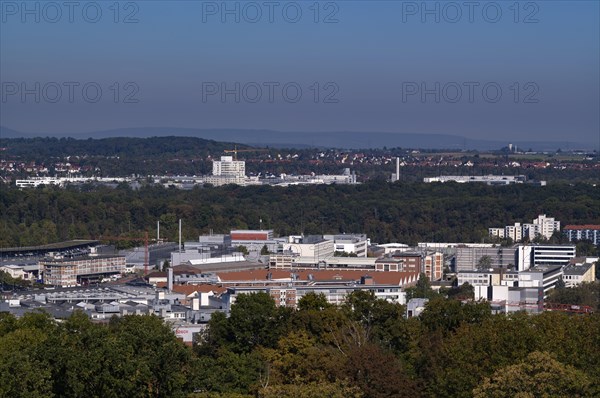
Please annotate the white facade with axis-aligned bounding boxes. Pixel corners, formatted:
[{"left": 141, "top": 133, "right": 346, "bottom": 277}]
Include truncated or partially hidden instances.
[
  {"left": 324, "top": 234, "right": 368, "bottom": 257},
  {"left": 283, "top": 240, "right": 334, "bottom": 260},
  {"left": 516, "top": 244, "right": 575, "bottom": 271},
  {"left": 489, "top": 214, "right": 560, "bottom": 242},
  {"left": 519, "top": 265, "right": 563, "bottom": 298},
  {"left": 563, "top": 226, "right": 600, "bottom": 245},
  {"left": 212, "top": 156, "right": 245, "bottom": 177},
  {"left": 0, "top": 264, "right": 32, "bottom": 280},
  {"left": 423, "top": 175, "right": 530, "bottom": 185}
]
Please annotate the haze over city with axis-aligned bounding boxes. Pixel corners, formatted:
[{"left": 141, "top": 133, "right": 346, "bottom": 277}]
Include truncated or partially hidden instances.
[{"left": 1, "top": 1, "right": 598, "bottom": 148}]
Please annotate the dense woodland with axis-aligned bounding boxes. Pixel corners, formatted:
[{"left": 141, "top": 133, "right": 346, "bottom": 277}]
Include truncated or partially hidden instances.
[
  {"left": 2, "top": 287, "right": 600, "bottom": 398},
  {"left": 1, "top": 182, "right": 599, "bottom": 248}
]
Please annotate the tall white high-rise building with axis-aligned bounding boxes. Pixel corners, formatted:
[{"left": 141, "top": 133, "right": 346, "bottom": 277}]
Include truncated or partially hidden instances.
[{"left": 212, "top": 156, "right": 245, "bottom": 177}]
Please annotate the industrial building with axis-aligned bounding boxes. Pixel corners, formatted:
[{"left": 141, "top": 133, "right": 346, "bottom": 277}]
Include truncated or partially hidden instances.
[{"left": 41, "top": 254, "right": 126, "bottom": 287}]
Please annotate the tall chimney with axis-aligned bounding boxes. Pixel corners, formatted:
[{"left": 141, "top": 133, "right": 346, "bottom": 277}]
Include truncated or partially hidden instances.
[
  {"left": 396, "top": 157, "right": 400, "bottom": 181},
  {"left": 167, "top": 267, "right": 173, "bottom": 292},
  {"left": 178, "top": 219, "right": 182, "bottom": 253},
  {"left": 157, "top": 220, "right": 160, "bottom": 241}
]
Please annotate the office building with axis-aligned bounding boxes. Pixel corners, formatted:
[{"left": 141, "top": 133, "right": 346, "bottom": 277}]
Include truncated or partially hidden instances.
[
  {"left": 323, "top": 234, "right": 368, "bottom": 257},
  {"left": 41, "top": 255, "right": 126, "bottom": 287}
]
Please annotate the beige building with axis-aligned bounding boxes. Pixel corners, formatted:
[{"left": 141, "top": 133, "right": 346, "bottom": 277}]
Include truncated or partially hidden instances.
[
  {"left": 0, "top": 264, "right": 34, "bottom": 281},
  {"left": 562, "top": 258, "right": 597, "bottom": 288},
  {"left": 423, "top": 252, "right": 444, "bottom": 281}
]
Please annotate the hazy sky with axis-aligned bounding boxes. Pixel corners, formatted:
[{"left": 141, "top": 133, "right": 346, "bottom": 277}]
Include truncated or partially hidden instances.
[{"left": 1, "top": 1, "right": 598, "bottom": 145}]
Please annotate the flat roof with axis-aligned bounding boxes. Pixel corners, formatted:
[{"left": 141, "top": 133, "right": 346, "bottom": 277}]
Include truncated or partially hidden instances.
[
  {"left": 0, "top": 240, "right": 99, "bottom": 254},
  {"left": 563, "top": 263, "right": 594, "bottom": 276},
  {"left": 564, "top": 225, "right": 600, "bottom": 230},
  {"left": 40, "top": 254, "right": 125, "bottom": 263}
]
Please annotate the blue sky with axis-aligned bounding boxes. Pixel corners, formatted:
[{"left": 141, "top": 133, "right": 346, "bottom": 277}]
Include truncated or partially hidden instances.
[{"left": 1, "top": 0, "right": 598, "bottom": 145}]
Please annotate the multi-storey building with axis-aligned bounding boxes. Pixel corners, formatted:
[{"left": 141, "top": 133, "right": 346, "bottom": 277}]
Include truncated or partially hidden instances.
[
  {"left": 489, "top": 214, "right": 560, "bottom": 242},
  {"left": 455, "top": 246, "right": 516, "bottom": 272},
  {"left": 423, "top": 251, "right": 444, "bottom": 281},
  {"left": 323, "top": 234, "right": 368, "bottom": 257},
  {"left": 282, "top": 235, "right": 334, "bottom": 260},
  {"left": 562, "top": 258, "right": 597, "bottom": 288},
  {"left": 375, "top": 252, "right": 422, "bottom": 273},
  {"left": 563, "top": 225, "right": 600, "bottom": 245},
  {"left": 212, "top": 156, "right": 245, "bottom": 177},
  {"left": 41, "top": 255, "right": 126, "bottom": 287}
]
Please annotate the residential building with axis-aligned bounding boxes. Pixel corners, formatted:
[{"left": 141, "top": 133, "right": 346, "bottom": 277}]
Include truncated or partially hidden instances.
[
  {"left": 423, "top": 251, "right": 444, "bottom": 281},
  {"left": 563, "top": 225, "right": 600, "bottom": 245},
  {"left": 212, "top": 156, "right": 245, "bottom": 177},
  {"left": 489, "top": 214, "right": 560, "bottom": 242}
]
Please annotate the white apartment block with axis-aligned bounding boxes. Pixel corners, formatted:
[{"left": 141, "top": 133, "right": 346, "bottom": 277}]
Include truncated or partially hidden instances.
[
  {"left": 489, "top": 214, "right": 560, "bottom": 242},
  {"left": 563, "top": 225, "right": 600, "bottom": 245},
  {"left": 212, "top": 156, "right": 245, "bottom": 177}
]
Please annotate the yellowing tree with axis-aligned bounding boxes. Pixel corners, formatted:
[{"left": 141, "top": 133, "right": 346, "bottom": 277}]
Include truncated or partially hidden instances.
[{"left": 473, "top": 351, "right": 594, "bottom": 398}]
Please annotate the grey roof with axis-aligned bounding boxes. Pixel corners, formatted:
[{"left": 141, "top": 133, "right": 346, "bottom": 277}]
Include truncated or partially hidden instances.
[{"left": 563, "top": 263, "right": 594, "bottom": 276}]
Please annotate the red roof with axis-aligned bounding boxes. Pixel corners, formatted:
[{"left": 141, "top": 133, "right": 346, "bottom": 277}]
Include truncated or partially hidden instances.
[
  {"left": 172, "top": 285, "right": 227, "bottom": 295},
  {"left": 215, "top": 269, "right": 418, "bottom": 286},
  {"left": 564, "top": 225, "right": 600, "bottom": 230}
]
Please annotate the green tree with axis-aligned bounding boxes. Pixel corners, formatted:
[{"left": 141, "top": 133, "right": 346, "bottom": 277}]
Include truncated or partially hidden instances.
[
  {"left": 406, "top": 273, "right": 437, "bottom": 300},
  {"left": 473, "top": 351, "right": 594, "bottom": 398},
  {"left": 477, "top": 255, "right": 492, "bottom": 270},
  {"left": 419, "top": 297, "right": 491, "bottom": 333},
  {"left": 227, "top": 293, "right": 286, "bottom": 352},
  {"left": 297, "top": 292, "right": 332, "bottom": 311}
]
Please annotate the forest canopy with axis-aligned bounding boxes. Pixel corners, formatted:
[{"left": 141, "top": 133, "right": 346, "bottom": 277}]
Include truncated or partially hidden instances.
[{"left": 1, "top": 182, "right": 598, "bottom": 248}]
